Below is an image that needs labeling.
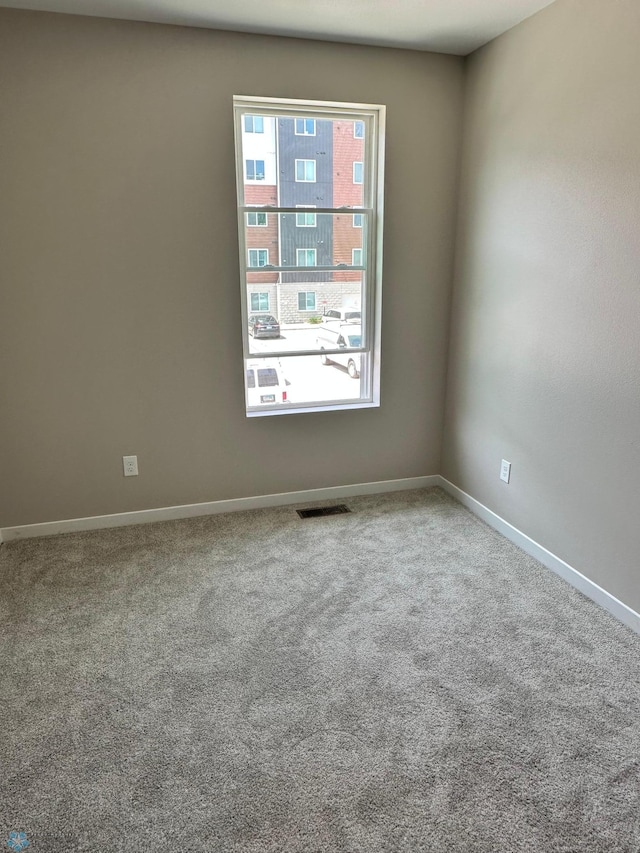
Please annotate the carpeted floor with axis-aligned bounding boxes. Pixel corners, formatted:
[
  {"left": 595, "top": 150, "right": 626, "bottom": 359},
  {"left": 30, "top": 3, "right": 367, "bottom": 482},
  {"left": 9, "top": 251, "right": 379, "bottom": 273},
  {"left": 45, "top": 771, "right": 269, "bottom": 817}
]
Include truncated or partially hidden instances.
[{"left": 1, "top": 487, "right": 639, "bottom": 852}]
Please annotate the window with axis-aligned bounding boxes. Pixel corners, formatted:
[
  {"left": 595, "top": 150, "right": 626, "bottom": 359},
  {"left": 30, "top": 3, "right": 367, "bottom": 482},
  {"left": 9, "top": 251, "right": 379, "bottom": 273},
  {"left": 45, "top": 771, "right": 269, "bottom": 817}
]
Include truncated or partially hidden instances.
[
  {"left": 296, "top": 249, "right": 317, "bottom": 267},
  {"left": 246, "top": 159, "right": 265, "bottom": 181},
  {"left": 246, "top": 211, "right": 268, "bottom": 226},
  {"left": 250, "top": 292, "right": 270, "bottom": 311},
  {"left": 248, "top": 249, "right": 269, "bottom": 267},
  {"left": 295, "top": 159, "right": 316, "bottom": 182},
  {"left": 244, "top": 115, "right": 264, "bottom": 133},
  {"left": 295, "top": 118, "right": 316, "bottom": 136},
  {"left": 298, "top": 292, "right": 316, "bottom": 311},
  {"left": 296, "top": 205, "right": 317, "bottom": 227},
  {"left": 235, "top": 96, "right": 385, "bottom": 416}
]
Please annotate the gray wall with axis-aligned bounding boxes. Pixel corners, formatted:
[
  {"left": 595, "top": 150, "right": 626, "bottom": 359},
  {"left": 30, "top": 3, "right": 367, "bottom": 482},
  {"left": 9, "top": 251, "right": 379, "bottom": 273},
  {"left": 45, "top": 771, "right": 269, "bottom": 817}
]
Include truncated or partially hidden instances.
[
  {"left": 443, "top": 0, "right": 640, "bottom": 611},
  {"left": 0, "top": 8, "right": 464, "bottom": 527}
]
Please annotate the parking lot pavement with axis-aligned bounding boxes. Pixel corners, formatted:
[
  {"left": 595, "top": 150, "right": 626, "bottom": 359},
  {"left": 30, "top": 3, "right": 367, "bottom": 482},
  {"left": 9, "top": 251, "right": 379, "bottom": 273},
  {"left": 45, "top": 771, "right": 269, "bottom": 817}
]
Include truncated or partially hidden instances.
[{"left": 248, "top": 326, "right": 360, "bottom": 404}]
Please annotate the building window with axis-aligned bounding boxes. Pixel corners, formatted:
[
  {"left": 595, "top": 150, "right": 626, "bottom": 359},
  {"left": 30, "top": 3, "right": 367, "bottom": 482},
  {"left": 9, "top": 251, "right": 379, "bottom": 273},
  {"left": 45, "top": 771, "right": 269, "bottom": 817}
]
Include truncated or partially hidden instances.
[
  {"left": 246, "top": 159, "right": 265, "bottom": 181},
  {"left": 296, "top": 248, "right": 317, "bottom": 267},
  {"left": 296, "top": 205, "right": 317, "bottom": 227},
  {"left": 244, "top": 115, "right": 264, "bottom": 133},
  {"left": 295, "top": 159, "right": 316, "bottom": 182},
  {"left": 248, "top": 249, "right": 269, "bottom": 267},
  {"left": 246, "top": 211, "right": 268, "bottom": 226},
  {"left": 235, "top": 96, "right": 385, "bottom": 416},
  {"left": 250, "top": 292, "right": 270, "bottom": 311},
  {"left": 295, "top": 118, "right": 316, "bottom": 136},
  {"left": 298, "top": 292, "right": 317, "bottom": 311}
]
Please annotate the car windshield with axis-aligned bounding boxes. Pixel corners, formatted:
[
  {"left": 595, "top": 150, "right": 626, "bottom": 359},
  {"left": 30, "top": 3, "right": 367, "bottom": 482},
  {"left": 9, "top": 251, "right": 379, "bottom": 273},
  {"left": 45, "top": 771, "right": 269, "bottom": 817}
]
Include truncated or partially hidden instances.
[
  {"left": 257, "top": 368, "right": 279, "bottom": 387},
  {"left": 346, "top": 335, "right": 362, "bottom": 347}
]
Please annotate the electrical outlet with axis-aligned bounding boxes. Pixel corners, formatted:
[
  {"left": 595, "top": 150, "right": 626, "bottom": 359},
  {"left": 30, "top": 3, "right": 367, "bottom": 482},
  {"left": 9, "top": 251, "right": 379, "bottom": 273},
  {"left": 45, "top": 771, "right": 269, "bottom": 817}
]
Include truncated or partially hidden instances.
[
  {"left": 123, "top": 455, "right": 138, "bottom": 477},
  {"left": 500, "top": 459, "right": 511, "bottom": 484}
]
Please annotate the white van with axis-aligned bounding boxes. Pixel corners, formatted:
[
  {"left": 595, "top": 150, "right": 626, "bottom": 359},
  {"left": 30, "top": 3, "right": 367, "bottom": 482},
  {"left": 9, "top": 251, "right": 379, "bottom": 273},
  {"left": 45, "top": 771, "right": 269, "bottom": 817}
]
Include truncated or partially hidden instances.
[
  {"left": 316, "top": 323, "right": 362, "bottom": 379},
  {"left": 245, "top": 360, "right": 288, "bottom": 406}
]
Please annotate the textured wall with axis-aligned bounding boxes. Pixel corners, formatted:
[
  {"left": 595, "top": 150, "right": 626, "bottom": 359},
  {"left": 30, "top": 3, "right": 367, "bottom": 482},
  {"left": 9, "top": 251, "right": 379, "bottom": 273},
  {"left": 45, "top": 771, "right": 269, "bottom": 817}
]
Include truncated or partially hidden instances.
[
  {"left": 0, "top": 9, "right": 463, "bottom": 527},
  {"left": 443, "top": 0, "right": 640, "bottom": 611}
]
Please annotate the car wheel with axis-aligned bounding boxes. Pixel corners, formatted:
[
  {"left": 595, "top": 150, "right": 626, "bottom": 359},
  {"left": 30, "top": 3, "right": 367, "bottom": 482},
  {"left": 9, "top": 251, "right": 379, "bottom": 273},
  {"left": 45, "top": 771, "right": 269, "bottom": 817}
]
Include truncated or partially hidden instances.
[
  {"left": 348, "top": 359, "right": 359, "bottom": 379},
  {"left": 320, "top": 349, "right": 329, "bottom": 365}
]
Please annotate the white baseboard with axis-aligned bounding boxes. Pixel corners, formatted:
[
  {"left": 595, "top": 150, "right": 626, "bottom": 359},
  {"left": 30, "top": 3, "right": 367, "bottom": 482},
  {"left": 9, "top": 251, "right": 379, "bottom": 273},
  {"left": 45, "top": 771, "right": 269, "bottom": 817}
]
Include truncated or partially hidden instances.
[
  {"left": 0, "top": 475, "right": 440, "bottom": 543},
  {"left": 438, "top": 477, "right": 640, "bottom": 636}
]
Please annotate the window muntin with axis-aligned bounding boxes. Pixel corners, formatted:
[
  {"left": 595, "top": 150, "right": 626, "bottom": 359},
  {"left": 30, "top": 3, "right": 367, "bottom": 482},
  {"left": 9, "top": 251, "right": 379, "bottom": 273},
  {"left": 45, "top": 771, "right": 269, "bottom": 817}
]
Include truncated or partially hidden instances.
[
  {"left": 295, "top": 159, "right": 316, "bottom": 182},
  {"left": 234, "top": 96, "right": 385, "bottom": 416},
  {"left": 295, "top": 118, "right": 316, "bottom": 136},
  {"left": 353, "top": 162, "right": 364, "bottom": 184},
  {"left": 248, "top": 249, "right": 269, "bottom": 267},
  {"left": 246, "top": 159, "right": 265, "bottom": 181},
  {"left": 244, "top": 115, "right": 264, "bottom": 133},
  {"left": 247, "top": 211, "right": 268, "bottom": 226},
  {"left": 250, "top": 292, "right": 270, "bottom": 311},
  {"left": 298, "top": 291, "right": 317, "bottom": 311}
]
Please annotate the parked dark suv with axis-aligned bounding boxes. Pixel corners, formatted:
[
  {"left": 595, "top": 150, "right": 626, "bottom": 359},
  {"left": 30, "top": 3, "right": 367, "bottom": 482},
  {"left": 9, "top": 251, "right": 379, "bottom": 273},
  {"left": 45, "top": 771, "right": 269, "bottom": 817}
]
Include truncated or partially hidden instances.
[{"left": 248, "top": 314, "right": 280, "bottom": 339}]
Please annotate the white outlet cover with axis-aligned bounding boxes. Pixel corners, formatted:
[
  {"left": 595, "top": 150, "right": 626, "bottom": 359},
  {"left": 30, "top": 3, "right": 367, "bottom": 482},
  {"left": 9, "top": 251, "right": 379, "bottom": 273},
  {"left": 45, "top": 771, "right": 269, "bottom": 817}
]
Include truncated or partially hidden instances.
[
  {"left": 500, "top": 460, "right": 511, "bottom": 483},
  {"left": 123, "top": 455, "right": 139, "bottom": 477}
]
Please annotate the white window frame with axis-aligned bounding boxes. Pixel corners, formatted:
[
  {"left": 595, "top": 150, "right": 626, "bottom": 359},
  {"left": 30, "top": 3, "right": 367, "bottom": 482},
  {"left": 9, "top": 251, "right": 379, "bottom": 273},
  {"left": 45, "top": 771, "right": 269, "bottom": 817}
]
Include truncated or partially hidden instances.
[
  {"left": 297, "top": 291, "right": 317, "bottom": 311},
  {"left": 246, "top": 211, "right": 268, "bottom": 227},
  {"left": 295, "top": 159, "right": 316, "bottom": 183},
  {"left": 352, "top": 248, "right": 363, "bottom": 266},
  {"left": 353, "top": 161, "right": 364, "bottom": 184},
  {"left": 295, "top": 118, "right": 316, "bottom": 136},
  {"left": 296, "top": 248, "right": 317, "bottom": 267},
  {"left": 248, "top": 248, "right": 269, "bottom": 268},
  {"left": 296, "top": 205, "right": 317, "bottom": 227},
  {"left": 244, "top": 115, "right": 264, "bottom": 133},
  {"left": 234, "top": 96, "right": 385, "bottom": 417},
  {"left": 250, "top": 292, "right": 270, "bottom": 311},
  {"left": 245, "top": 159, "right": 265, "bottom": 181}
]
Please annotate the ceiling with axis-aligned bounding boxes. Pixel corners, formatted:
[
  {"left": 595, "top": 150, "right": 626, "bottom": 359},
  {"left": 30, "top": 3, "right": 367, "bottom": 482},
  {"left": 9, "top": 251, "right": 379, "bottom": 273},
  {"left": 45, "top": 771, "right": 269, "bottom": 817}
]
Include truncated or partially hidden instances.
[{"left": 0, "top": 0, "right": 557, "bottom": 55}]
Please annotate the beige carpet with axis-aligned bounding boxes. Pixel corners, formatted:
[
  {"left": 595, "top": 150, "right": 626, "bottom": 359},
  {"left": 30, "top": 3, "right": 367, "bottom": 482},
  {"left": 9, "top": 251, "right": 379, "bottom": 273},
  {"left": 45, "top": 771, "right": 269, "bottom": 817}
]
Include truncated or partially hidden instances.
[{"left": 1, "top": 488, "right": 639, "bottom": 852}]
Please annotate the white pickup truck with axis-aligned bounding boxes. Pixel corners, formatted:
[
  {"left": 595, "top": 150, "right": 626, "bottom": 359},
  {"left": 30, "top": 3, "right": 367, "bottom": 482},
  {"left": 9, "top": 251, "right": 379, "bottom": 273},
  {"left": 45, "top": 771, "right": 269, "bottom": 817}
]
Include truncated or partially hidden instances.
[{"left": 316, "top": 322, "right": 362, "bottom": 379}]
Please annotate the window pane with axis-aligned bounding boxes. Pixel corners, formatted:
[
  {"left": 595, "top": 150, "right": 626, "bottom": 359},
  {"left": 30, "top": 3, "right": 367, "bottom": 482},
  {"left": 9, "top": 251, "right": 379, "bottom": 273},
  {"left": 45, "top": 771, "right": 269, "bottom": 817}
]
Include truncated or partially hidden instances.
[
  {"left": 250, "top": 292, "right": 270, "bottom": 311},
  {"left": 353, "top": 162, "right": 364, "bottom": 184},
  {"left": 244, "top": 269, "right": 365, "bottom": 356},
  {"left": 239, "top": 114, "right": 365, "bottom": 209},
  {"left": 354, "top": 121, "right": 364, "bottom": 138},
  {"left": 296, "top": 249, "right": 317, "bottom": 267},
  {"left": 248, "top": 249, "right": 269, "bottom": 267},
  {"left": 245, "top": 353, "right": 365, "bottom": 410}
]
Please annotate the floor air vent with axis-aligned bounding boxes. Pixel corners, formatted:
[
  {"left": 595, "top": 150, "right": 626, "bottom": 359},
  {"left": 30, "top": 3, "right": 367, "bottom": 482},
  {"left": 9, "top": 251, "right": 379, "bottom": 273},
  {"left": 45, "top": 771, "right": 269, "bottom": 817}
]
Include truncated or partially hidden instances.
[{"left": 297, "top": 504, "right": 351, "bottom": 519}]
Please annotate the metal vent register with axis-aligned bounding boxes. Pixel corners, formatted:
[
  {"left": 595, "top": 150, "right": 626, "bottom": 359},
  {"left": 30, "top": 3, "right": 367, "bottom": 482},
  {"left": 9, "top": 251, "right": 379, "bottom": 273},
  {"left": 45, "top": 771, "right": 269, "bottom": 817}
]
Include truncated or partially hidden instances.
[{"left": 296, "top": 504, "right": 352, "bottom": 519}]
